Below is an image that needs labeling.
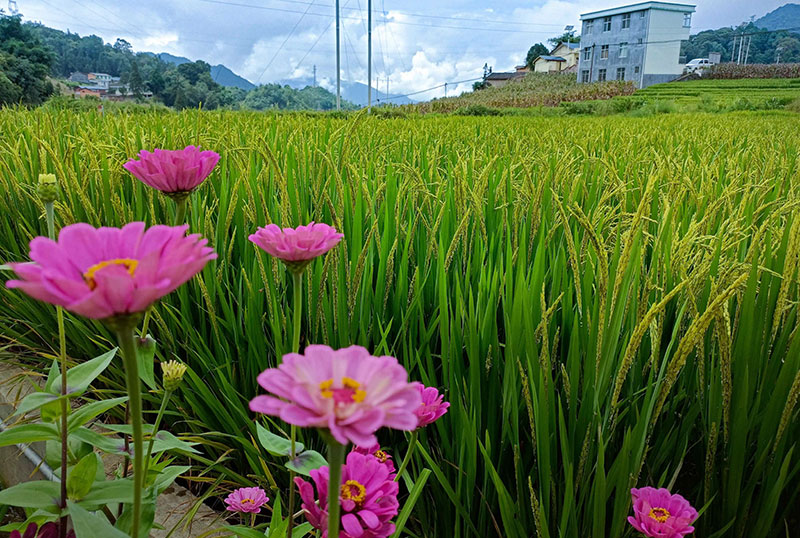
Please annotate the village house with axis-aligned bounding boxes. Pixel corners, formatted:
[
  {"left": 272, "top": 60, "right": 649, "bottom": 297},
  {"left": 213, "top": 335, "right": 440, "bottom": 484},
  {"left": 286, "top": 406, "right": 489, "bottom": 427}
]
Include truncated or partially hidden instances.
[
  {"left": 577, "top": 1, "right": 695, "bottom": 88},
  {"left": 532, "top": 42, "right": 581, "bottom": 73}
]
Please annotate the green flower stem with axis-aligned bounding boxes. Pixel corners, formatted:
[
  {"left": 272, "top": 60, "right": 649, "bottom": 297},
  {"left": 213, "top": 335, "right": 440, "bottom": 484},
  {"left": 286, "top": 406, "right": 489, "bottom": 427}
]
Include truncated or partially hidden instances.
[
  {"left": 140, "top": 308, "right": 152, "bottom": 338},
  {"left": 326, "top": 440, "right": 346, "bottom": 538},
  {"left": 394, "top": 431, "right": 419, "bottom": 482},
  {"left": 46, "top": 201, "right": 68, "bottom": 538},
  {"left": 143, "top": 388, "right": 172, "bottom": 476},
  {"left": 287, "top": 271, "right": 302, "bottom": 538},
  {"left": 116, "top": 326, "right": 144, "bottom": 538},
  {"left": 174, "top": 198, "right": 188, "bottom": 226},
  {"left": 291, "top": 272, "right": 302, "bottom": 353}
]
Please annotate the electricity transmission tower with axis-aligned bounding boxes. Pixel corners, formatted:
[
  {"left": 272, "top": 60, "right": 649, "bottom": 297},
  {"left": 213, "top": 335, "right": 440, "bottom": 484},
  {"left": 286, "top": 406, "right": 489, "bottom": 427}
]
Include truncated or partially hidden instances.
[{"left": 8, "top": 0, "right": 19, "bottom": 15}]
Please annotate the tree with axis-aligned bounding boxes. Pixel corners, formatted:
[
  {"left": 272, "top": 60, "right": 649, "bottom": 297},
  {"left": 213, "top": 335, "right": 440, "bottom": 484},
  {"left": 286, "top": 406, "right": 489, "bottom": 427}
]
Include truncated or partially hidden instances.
[
  {"left": 548, "top": 31, "right": 580, "bottom": 46},
  {"left": 526, "top": 43, "right": 550, "bottom": 69},
  {"left": 127, "top": 58, "right": 144, "bottom": 98},
  {"left": 0, "top": 15, "right": 54, "bottom": 106},
  {"left": 113, "top": 38, "right": 132, "bottom": 55}
]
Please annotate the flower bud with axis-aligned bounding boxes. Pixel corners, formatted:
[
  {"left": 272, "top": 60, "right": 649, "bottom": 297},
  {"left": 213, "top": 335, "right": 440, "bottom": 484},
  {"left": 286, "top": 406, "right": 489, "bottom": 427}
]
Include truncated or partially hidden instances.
[
  {"left": 162, "top": 360, "right": 187, "bottom": 391},
  {"left": 37, "top": 173, "right": 59, "bottom": 203}
]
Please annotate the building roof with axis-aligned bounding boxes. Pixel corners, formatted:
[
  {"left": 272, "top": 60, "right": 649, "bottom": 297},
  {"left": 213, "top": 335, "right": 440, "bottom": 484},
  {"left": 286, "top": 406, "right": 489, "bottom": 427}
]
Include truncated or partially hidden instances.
[
  {"left": 537, "top": 56, "right": 567, "bottom": 62},
  {"left": 486, "top": 72, "right": 523, "bottom": 80},
  {"left": 580, "top": 1, "right": 695, "bottom": 20}
]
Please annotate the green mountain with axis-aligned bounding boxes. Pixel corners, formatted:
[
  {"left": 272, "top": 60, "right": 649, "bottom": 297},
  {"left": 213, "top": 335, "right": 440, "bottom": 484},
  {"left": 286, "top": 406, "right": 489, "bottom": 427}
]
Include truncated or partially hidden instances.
[
  {"left": 755, "top": 3, "right": 800, "bottom": 31},
  {"left": 158, "top": 53, "right": 254, "bottom": 90}
]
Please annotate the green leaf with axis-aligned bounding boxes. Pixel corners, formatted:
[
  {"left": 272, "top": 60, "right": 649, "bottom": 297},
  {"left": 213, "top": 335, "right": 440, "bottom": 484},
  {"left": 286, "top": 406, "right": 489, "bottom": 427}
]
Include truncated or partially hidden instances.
[
  {"left": 257, "top": 423, "right": 304, "bottom": 457},
  {"left": 68, "top": 501, "right": 129, "bottom": 538},
  {"left": 50, "top": 348, "right": 117, "bottom": 396},
  {"left": 136, "top": 335, "right": 157, "bottom": 390},
  {"left": 148, "top": 430, "right": 200, "bottom": 455},
  {"left": 285, "top": 450, "right": 326, "bottom": 476},
  {"left": 43, "top": 359, "right": 60, "bottom": 394},
  {"left": 292, "top": 523, "right": 313, "bottom": 538},
  {"left": 390, "top": 468, "right": 431, "bottom": 538},
  {"left": 67, "top": 453, "right": 99, "bottom": 501},
  {"left": 0, "top": 423, "right": 59, "bottom": 447},
  {"left": 0, "top": 481, "right": 60, "bottom": 508},
  {"left": 115, "top": 489, "right": 156, "bottom": 538},
  {"left": 224, "top": 526, "right": 268, "bottom": 538},
  {"left": 67, "top": 396, "right": 128, "bottom": 432},
  {"left": 77, "top": 479, "right": 135, "bottom": 506},
  {"left": 152, "top": 465, "right": 190, "bottom": 495},
  {"left": 13, "top": 391, "right": 62, "bottom": 417},
  {"left": 71, "top": 427, "right": 128, "bottom": 455}
]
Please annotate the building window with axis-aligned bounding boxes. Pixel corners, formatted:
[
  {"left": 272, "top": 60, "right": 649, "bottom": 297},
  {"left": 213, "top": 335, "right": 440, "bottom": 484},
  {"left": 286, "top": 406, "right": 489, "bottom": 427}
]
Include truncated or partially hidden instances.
[
  {"left": 601, "top": 45, "right": 609, "bottom": 59},
  {"left": 581, "top": 70, "right": 590, "bottom": 83},
  {"left": 622, "top": 13, "right": 631, "bottom": 29},
  {"left": 603, "top": 16, "right": 612, "bottom": 32},
  {"left": 638, "top": 38, "right": 643, "bottom": 44},
  {"left": 616, "top": 67, "right": 626, "bottom": 80},
  {"left": 683, "top": 13, "right": 692, "bottom": 27},
  {"left": 640, "top": 10, "right": 646, "bottom": 18},
  {"left": 598, "top": 69, "right": 607, "bottom": 82},
  {"left": 619, "top": 42, "right": 629, "bottom": 58},
  {"left": 634, "top": 66, "right": 640, "bottom": 74},
  {"left": 585, "top": 20, "right": 594, "bottom": 34},
  {"left": 583, "top": 48, "right": 592, "bottom": 61}
]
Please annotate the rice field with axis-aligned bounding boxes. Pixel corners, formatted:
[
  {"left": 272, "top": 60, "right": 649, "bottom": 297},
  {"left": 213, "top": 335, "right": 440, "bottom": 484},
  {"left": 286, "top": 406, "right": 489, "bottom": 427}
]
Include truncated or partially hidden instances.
[{"left": 0, "top": 107, "right": 799, "bottom": 537}]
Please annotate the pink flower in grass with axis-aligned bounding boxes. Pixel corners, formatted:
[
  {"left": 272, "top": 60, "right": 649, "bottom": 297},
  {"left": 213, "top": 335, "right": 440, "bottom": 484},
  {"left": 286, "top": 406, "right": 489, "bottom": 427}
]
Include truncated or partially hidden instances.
[
  {"left": 628, "top": 487, "right": 698, "bottom": 538},
  {"left": 250, "top": 345, "right": 421, "bottom": 446},
  {"left": 296, "top": 451, "right": 399, "bottom": 538},
  {"left": 123, "top": 146, "right": 220, "bottom": 197},
  {"left": 353, "top": 443, "right": 395, "bottom": 475},
  {"left": 224, "top": 487, "right": 269, "bottom": 514},
  {"left": 249, "top": 222, "right": 342, "bottom": 273},
  {"left": 5, "top": 222, "right": 216, "bottom": 320},
  {"left": 414, "top": 385, "right": 450, "bottom": 428}
]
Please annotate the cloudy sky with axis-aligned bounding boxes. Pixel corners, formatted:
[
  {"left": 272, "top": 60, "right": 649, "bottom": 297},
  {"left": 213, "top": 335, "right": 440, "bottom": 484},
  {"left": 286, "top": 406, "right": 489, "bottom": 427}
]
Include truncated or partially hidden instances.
[{"left": 15, "top": 0, "right": 784, "bottom": 98}]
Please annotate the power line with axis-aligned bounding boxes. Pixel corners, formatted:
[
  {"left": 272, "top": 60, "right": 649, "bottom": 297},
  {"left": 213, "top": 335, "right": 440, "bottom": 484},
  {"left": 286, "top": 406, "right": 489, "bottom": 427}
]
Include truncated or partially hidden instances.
[
  {"left": 197, "top": 0, "right": 567, "bottom": 27},
  {"left": 193, "top": 0, "right": 563, "bottom": 34},
  {"left": 255, "top": 0, "right": 318, "bottom": 83},
  {"left": 378, "top": 76, "right": 482, "bottom": 102}
]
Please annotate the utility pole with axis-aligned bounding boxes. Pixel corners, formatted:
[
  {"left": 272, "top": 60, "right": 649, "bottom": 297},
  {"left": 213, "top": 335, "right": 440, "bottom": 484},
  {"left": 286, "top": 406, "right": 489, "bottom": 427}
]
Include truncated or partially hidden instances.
[
  {"left": 335, "top": 0, "right": 341, "bottom": 110},
  {"left": 743, "top": 36, "right": 751, "bottom": 65},
  {"left": 367, "top": 0, "right": 372, "bottom": 111},
  {"left": 444, "top": 82, "right": 448, "bottom": 98},
  {"left": 313, "top": 65, "right": 317, "bottom": 87},
  {"left": 731, "top": 36, "right": 738, "bottom": 62},
  {"left": 776, "top": 46, "right": 783, "bottom": 64}
]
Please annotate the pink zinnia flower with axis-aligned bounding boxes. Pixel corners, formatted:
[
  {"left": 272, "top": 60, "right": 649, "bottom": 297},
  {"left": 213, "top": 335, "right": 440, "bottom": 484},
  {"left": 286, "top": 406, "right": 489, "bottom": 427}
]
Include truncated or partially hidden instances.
[
  {"left": 353, "top": 443, "right": 395, "bottom": 475},
  {"left": 250, "top": 345, "right": 421, "bottom": 446},
  {"left": 5, "top": 222, "right": 216, "bottom": 320},
  {"left": 224, "top": 487, "right": 269, "bottom": 514},
  {"left": 123, "top": 146, "right": 220, "bottom": 198},
  {"left": 295, "top": 451, "right": 399, "bottom": 538},
  {"left": 248, "top": 222, "right": 343, "bottom": 273},
  {"left": 628, "top": 487, "right": 698, "bottom": 538},
  {"left": 414, "top": 385, "right": 450, "bottom": 428}
]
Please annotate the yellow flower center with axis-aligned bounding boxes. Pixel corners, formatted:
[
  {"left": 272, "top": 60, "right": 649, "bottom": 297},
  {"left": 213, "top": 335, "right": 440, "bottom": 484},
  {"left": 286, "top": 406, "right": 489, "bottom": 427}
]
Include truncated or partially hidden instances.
[
  {"left": 319, "top": 377, "right": 367, "bottom": 403},
  {"left": 241, "top": 498, "right": 254, "bottom": 504},
  {"left": 340, "top": 479, "right": 367, "bottom": 506},
  {"left": 83, "top": 258, "right": 138, "bottom": 290},
  {"left": 374, "top": 449, "right": 388, "bottom": 463},
  {"left": 648, "top": 507, "right": 670, "bottom": 523}
]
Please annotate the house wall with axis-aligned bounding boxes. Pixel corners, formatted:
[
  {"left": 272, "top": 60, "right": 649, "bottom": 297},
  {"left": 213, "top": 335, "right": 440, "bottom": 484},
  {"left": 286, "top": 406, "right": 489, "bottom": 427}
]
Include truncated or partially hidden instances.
[
  {"left": 578, "top": 9, "right": 649, "bottom": 85},
  {"left": 643, "top": 9, "right": 691, "bottom": 75},
  {"left": 533, "top": 60, "right": 562, "bottom": 73},
  {"left": 578, "top": 3, "right": 694, "bottom": 88},
  {"left": 551, "top": 44, "right": 580, "bottom": 68}
]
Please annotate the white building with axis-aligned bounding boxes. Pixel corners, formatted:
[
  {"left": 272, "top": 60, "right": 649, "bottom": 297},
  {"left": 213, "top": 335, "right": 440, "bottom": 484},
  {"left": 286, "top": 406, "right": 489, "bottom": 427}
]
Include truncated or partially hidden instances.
[{"left": 577, "top": 1, "right": 695, "bottom": 88}]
